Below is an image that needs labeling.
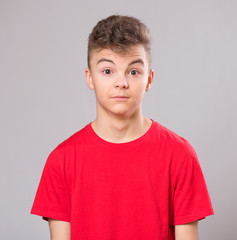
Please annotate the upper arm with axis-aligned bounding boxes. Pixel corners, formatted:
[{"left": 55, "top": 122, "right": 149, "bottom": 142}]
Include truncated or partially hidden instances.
[
  {"left": 175, "top": 220, "right": 199, "bottom": 240},
  {"left": 48, "top": 218, "right": 71, "bottom": 240}
]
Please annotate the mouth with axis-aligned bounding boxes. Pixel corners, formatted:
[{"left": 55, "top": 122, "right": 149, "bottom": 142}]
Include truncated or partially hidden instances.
[
  {"left": 113, "top": 96, "right": 129, "bottom": 98},
  {"left": 112, "top": 96, "right": 129, "bottom": 101}
]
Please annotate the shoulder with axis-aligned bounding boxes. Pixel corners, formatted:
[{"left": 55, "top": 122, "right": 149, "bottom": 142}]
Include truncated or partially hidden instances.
[
  {"left": 151, "top": 120, "right": 199, "bottom": 168},
  {"left": 56, "top": 122, "right": 90, "bottom": 151},
  {"left": 153, "top": 120, "right": 191, "bottom": 152},
  {"left": 44, "top": 123, "right": 91, "bottom": 169},
  {"left": 46, "top": 122, "right": 91, "bottom": 160}
]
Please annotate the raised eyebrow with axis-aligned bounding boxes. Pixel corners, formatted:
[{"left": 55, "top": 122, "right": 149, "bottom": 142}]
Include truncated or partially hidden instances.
[
  {"left": 128, "top": 59, "right": 144, "bottom": 66},
  {"left": 97, "top": 58, "right": 115, "bottom": 65}
]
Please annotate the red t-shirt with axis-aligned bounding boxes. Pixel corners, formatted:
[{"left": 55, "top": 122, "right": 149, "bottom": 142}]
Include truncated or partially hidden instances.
[{"left": 31, "top": 119, "right": 214, "bottom": 239}]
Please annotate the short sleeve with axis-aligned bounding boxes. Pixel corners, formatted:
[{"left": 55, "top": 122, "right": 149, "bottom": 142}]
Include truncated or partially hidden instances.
[
  {"left": 173, "top": 141, "right": 214, "bottom": 225},
  {"left": 30, "top": 148, "right": 70, "bottom": 222}
]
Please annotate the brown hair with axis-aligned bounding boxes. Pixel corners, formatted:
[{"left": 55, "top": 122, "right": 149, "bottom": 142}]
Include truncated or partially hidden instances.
[{"left": 87, "top": 15, "right": 151, "bottom": 70}]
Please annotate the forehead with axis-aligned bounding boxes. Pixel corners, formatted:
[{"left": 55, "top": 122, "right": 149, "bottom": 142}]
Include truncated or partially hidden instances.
[{"left": 91, "top": 45, "right": 149, "bottom": 65}]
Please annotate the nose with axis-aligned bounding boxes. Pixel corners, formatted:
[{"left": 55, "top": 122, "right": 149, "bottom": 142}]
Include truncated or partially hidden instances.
[{"left": 114, "top": 73, "right": 128, "bottom": 89}]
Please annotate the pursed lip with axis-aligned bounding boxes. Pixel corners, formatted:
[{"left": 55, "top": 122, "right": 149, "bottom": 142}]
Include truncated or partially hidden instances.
[{"left": 113, "top": 95, "right": 129, "bottom": 98}]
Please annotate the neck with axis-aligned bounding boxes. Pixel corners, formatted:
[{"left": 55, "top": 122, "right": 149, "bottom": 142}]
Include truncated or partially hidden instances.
[{"left": 91, "top": 111, "right": 152, "bottom": 143}]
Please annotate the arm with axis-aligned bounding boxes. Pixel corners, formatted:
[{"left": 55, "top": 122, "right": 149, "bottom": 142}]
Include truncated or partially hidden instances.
[
  {"left": 175, "top": 220, "right": 199, "bottom": 240},
  {"left": 48, "top": 218, "right": 71, "bottom": 240}
]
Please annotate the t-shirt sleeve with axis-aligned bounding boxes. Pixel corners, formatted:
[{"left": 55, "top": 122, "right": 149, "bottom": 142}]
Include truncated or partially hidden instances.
[
  {"left": 30, "top": 148, "right": 70, "bottom": 222},
  {"left": 173, "top": 141, "right": 214, "bottom": 225}
]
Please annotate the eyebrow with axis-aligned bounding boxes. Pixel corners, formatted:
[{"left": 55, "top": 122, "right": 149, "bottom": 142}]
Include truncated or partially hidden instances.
[
  {"left": 128, "top": 59, "right": 144, "bottom": 66},
  {"left": 96, "top": 58, "right": 144, "bottom": 66},
  {"left": 97, "top": 58, "right": 115, "bottom": 65}
]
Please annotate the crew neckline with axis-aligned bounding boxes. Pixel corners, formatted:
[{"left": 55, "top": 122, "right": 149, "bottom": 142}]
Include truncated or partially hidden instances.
[{"left": 86, "top": 118, "right": 155, "bottom": 149}]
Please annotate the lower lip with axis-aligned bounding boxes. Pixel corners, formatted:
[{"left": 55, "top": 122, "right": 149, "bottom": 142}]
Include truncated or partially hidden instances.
[{"left": 113, "top": 97, "right": 129, "bottom": 101}]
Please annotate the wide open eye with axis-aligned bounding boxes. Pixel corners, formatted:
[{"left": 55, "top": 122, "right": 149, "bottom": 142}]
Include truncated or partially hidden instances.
[
  {"left": 129, "top": 70, "right": 139, "bottom": 75},
  {"left": 103, "top": 69, "right": 112, "bottom": 75}
]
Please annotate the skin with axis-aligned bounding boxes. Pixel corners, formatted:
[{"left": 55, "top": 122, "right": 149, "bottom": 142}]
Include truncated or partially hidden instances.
[
  {"left": 48, "top": 218, "right": 70, "bottom": 240},
  {"left": 85, "top": 45, "right": 154, "bottom": 143},
  {"left": 175, "top": 221, "right": 199, "bottom": 240},
  {"left": 48, "top": 44, "right": 199, "bottom": 239}
]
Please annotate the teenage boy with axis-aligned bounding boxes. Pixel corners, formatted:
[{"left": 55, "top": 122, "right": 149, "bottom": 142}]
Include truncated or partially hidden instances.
[{"left": 31, "top": 15, "right": 214, "bottom": 240}]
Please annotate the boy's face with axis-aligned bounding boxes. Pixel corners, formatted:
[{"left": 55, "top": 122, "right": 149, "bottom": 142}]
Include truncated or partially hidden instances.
[{"left": 85, "top": 45, "right": 154, "bottom": 118}]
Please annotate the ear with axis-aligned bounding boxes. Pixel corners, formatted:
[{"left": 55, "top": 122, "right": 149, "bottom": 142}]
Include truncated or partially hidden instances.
[
  {"left": 85, "top": 68, "right": 94, "bottom": 90},
  {"left": 145, "top": 69, "right": 154, "bottom": 92}
]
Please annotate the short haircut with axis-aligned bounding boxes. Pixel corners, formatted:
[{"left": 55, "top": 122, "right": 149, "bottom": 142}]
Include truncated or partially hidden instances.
[{"left": 87, "top": 15, "right": 151, "bottom": 70}]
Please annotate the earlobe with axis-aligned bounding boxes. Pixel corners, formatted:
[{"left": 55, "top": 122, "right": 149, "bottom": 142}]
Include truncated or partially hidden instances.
[
  {"left": 145, "top": 69, "right": 154, "bottom": 92},
  {"left": 85, "top": 68, "right": 94, "bottom": 90},
  {"left": 145, "top": 83, "right": 151, "bottom": 92}
]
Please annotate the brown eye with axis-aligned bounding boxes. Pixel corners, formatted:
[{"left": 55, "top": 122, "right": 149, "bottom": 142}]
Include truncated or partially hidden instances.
[
  {"left": 103, "top": 69, "right": 112, "bottom": 74},
  {"left": 129, "top": 70, "right": 139, "bottom": 75}
]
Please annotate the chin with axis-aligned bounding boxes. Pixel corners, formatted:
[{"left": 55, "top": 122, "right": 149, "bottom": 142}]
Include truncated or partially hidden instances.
[{"left": 109, "top": 109, "right": 130, "bottom": 117}]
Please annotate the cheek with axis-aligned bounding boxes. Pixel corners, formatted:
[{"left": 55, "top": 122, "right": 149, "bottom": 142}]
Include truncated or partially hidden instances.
[
  {"left": 93, "top": 81, "right": 111, "bottom": 99},
  {"left": 131, "top": 81, "right": 147, "bottom": 94}
]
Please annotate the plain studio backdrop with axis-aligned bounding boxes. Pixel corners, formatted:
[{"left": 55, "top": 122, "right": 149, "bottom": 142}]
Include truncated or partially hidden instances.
[{"left": 1, "top": 0, "right": 236, "bottom": 239}]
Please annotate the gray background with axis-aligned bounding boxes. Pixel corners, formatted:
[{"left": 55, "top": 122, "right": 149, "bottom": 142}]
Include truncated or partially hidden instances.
[{"left": 1, "top": 0, "right": 236, "bottom": 239}]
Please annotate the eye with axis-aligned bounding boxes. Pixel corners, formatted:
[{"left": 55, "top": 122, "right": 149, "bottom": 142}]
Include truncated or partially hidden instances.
[
  {"left": 102, "top": 69, "right": 112, "bottom": 75},
  {"left": 129, "top": 70, "right": 139, "bottom": 75}
]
